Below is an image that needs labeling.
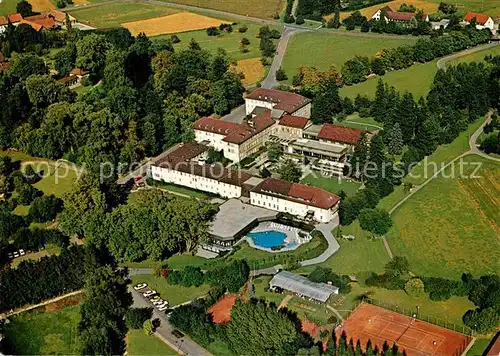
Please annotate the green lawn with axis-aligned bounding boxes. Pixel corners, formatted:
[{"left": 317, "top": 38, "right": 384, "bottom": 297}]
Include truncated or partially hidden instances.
[
  {"left": 282, "top": 32, "right": 415, "bottom": 83},
  {"left": 448, "top": 45, "right": 500, "bottom": 66},
  {"left": 32, "top": 163, "right": 79, "bottom": 198},
  {"left": 155, "top": 0, "right": 284, "bottom": 19},
  {"left": 0, "top": 0, "right": 17, "bottom": 16},
  {"left": 387, "top": 155, "right": 500, "bottom": 279},
  {"left": 337, "top": 114, "right": 383, "bottom": 133},
  {"left": 158, "top": 23, "right": 280, "bottom": 62},
  {"left": 300, "top": 221, "right": 390, "bottom": 276},
  {"left": 130, "top": 274, "right": 210, "bottom": 306},
  {"left": 126, "top": 330, "right": 177, "bottom": 356},
  {"left": 4, "top": 305, "right": 81, "bottom": 355},
  {"left": 301, "top": 174, "right": 361, "bottom": 197},
  {"left": 339, "top": 283, "right": 474, "bottom": 327},
  {"left": 340, "top": 60, "right": 438, "bottom": 100},
  {"left": 467, "top": 338, "right": 494, "bottom": 356},
  {"left": 68, "top": 2, "right": 179, "bottom": 28},
  {"left": 426, "top": 0, "right": 500, "bottom": 16},
  {"left": 147, "top": 179, "right": 212, "bottom": 199}
]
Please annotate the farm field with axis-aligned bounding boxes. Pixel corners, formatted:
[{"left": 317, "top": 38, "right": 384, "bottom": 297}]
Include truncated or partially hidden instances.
[
  {"left": 340, "top": 59, "right": 438, "bottom": 100},
  {"left": 3, "top": 304, "right": 81, "bottom": 355},
  {"left": 123, "top": 12, "right": 227, "bottom": 37},
  {"left": 163, "top": 22, "right": 281, "bottom": 62},
  {"left": 447, "top": 45, "right": 500, "bottom": 66},
  {"left": 126, "top": 330, "right": 177, "bottom": 356},
  {"left": 281, "top": 32, "right": 416, "bottom": 83},
  {"left": 68, "top": 2, "right": 180, "bottom": 28},
  {"left": 336, "top": 0, "right": 439, "bottom": 20},
  {"left": 232, "top": 58, "right": 265, "bottom": 85},
  {"left": 130, "top": 274, "right": 210, "bottom": 306},
  {"left": 29, "top": 0, "right": 54, "bottom": 12},
  {"left": 387, "top": 155, "right": 500, "bottom": 279},
  {"left": 426, "top": 0, "right": 500, "bottom": 16},
  {"left": 301, "top": 174, "right": 361, "bottom": 197},
  {"left": 156, "top": 0, "right": 284, "bottom": 19}
]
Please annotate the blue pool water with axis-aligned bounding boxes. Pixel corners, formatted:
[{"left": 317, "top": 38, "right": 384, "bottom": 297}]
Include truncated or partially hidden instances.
[{"left": 248, "top": 230, "right": 287, "bottom": 248}]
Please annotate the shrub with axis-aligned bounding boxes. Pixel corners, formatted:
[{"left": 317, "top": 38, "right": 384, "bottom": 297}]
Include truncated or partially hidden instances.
[
  {"left": 284, "top": 14, "right": 295, "bottom": 23},
  {"left": 295, "top": 15, "right": 305, "bottom": 25},
  {"left": 167, "top": 266, "right": 204, "bottom": 287},
  {"left": 143, "top": 319, "right": 154, "bottom": 335},
  {"left": 463, "top": 307, "right": 500, "bottom": 333},
  {"left": 28, "top": 195, "right": 63, "bottom": 223},
  {"left": 365, "top": 272, "right": 404, "bottom": 290},
  {"left": 276, "top": 68, "right": 288, "bottom": 81},
  {"left": 421, "top": 276, "right": 467, "bottom": 301},
  {"left": 219, "top": 23, "right": 232, "bottom": 32},
  {"left": 238, "top": 24, "right": 248, "bottom": 33},
  {"left": 16, "top": 183, "right": 41, "bottom": 205},
  {"left": 170, "top": 35, "right": 180, "bottom": 43},
  {"left": 126, "top": 308, "right": 153, "bottom": 329},
  {"left": 241, "top": 37, "right": 250, "bottom": 46},
  {"left": 23, "top": 165, "right": 40, "bottom": 184},
  {"left": 206, "top": 27, "right": 220, "bottom": 36},
  {"left": 404, "top": 277, "right": 425, "bottom": 296},
  {"left": 358, "top": 208, "right": 392, "bottom": 235}
]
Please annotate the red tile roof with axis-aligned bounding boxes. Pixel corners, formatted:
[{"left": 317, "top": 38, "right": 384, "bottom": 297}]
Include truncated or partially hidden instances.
[
  {"left": 464, "top": 12, "right": 491, "bottom": 25},
  {"left": 246, "top": 88, "right": 311, "bottom": 113},
  {"left": 0, "top": 16, "right": 8, "bottom": 26},
  {"left": 193, "top": 117, "right": 239, "bottom": 135},
  {"left": 49, "top": 9, "right": 67, "bottom": 22},
  {"left": 384, "top": 11, "right": 416, "bottom": 21},
  {"left": 155, "top": 142, "right": 209, "bottom": 167},
  {"left": 253, "top": 178, "right": 340, "bottom": 210},
  {"left": 8, "top": 13, "right": 23, "bottom": 23},
  {"left": 0, "top": 62, "right": 12, "bottom": 72},
  {"left": 279, "top": 115, "right": 309, "bottom": 129},
  {"left": 70, "top": 68, "right": 90, "bottom": 76},
  {"left": 223, "top": 110, "right": 275, "bottom": 145},
  {"left": 20, "top": 19, "right": 43, "bottom": 31},
  {"left": 318, "top": 124, "right": 365, "bottom": 145}
]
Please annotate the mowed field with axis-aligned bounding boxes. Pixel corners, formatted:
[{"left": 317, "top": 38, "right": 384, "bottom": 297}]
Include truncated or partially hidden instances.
[
  {"left": 448, "top": 45, "right": 500, "bottom": 66},
  {"left": 162, "top": 22, "right": 280, "bottom": 61},
  {"left": 232, "top": 58, "right": 265, "bottom": 85},
  {"left": 155, "top": 0, "right": 284, "bottom": 19},
  {"left": 426, "top": 0, "right": 500, "bottom": 16},
  {"left": 340, "top": 59, "right": 438, "bottom": 99},
  {"left": 387, "top": 155, "right": 500, "bottom": 279},
  {"left": 123, "top": 12, "right": 227, "bottom": 36},
  {"left": 281, "top": 32, "right": 416, "bottom": 83},
  {"left": 0, "top": 0, "right": 18, "bottom": 15},
  {"left": 28, "top": 0, "right": 55, "bottom": 12},
  {"left": 68, "top": 2, "right": 180, "bottom": 28}
]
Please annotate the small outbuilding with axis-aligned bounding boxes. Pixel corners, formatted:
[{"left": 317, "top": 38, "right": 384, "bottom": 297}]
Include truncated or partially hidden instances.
[{"left": 269, "top": 270, "right": 338, "bottom": 303}]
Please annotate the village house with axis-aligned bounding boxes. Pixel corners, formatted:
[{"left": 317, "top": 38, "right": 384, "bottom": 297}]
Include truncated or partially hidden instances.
[
  {"left": 194, "top": 109, "right": 277, "bottom": 163},
  {"left": 7, "top": 13, "right": 23, "bottom": 26},
  {"left": 462, "top": 12, "right": 495, "bottom": 31},
  {"left": 244, "top": 88, "right": 312, "bottom": 118},
  {"left": 49, "top": 9, "right": 76, "bottom": 26},
  {"left": 69, "top": 68, "right": 90, "bottom": 82},
  {"left": 371, "top": 6, "right": 429, "bottom": 23},
  {"left": 0, "top": 16, "right": 8, "bottom": 34}
]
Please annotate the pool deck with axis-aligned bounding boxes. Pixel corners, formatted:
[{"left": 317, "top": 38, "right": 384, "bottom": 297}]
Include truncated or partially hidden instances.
[{"left": 242, "top": 221, "right": 312, "bottom": 253}]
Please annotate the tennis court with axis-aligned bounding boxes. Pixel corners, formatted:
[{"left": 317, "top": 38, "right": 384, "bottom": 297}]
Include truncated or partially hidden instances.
[{"left": 336, "top": 303, "right": 472, "bottom": 356}]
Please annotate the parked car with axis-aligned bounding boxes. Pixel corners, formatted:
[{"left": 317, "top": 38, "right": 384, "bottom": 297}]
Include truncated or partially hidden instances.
[
  {"left": 142, "top": 290, "right": 157, "bottom": 298},
  {"left": 19, "top": 249, "right": 25, "bottom": 256},
  {"left": 134, "top": 283, "right": 148, "bottom": 290},
  {"left": 172, "top": 330, "right": 184, "bottom": 339}
]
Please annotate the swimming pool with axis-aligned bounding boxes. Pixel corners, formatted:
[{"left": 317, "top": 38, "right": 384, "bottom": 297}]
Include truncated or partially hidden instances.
[{"left": 247, "top": 230, "right": 287, "bottom": 248}]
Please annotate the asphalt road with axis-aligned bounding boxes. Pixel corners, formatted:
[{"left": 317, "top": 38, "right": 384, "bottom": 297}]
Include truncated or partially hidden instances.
[{"left": 129, "top": 285, "right": 212, "bottom": 356}]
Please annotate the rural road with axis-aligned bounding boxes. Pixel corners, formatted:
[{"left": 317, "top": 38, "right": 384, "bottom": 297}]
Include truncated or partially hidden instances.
[
  {"left": 129, "top": 286, "right": 212, "bottom": 356},
  {"left": 436, "top": 42, "right": 499, "bottom": 70}
]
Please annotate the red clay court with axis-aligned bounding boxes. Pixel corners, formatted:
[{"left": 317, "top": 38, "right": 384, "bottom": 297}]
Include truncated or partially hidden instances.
[
  {"left": 208, "top": 294, "right": 238, "bottom": 324},
  {"left": 336, "top": 303, "right": 472, "bottom": 356}
]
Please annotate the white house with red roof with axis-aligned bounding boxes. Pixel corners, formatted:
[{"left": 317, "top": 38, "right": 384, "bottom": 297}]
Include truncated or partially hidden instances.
[
  {"left": 245, "top": 88, "right": 312, "bottom": 118},
  {"left": 317, "top": 124, "right": 367, "bottom": 148},
  {"left": 276, "top": 115, "right": 311, "bottom": 138},
  {"left": 193, "top": 110, "right": 277, "bottom": 163},
  {"left": 371, "top": 5, "right": 429, "bottom": 23},
  {"left": 250, "top": 178, "right": 340, "bottom": 223},
  {"left": 462, "top": 12, "right": 494, "bottom": 30}
]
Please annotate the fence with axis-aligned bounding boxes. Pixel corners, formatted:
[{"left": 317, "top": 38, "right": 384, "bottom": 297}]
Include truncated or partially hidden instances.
[{"left": 339, "top": 298, "right": 474, "bottom": 338}]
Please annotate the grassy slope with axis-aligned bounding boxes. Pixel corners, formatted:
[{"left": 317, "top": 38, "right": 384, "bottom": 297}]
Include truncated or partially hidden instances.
[
  {"left": 426, "top": 0, "right": 500, "bottom": 16},
  {"left": 127, "top": 330, "right": 177, "bottom": 356},
  {"left": 4, "top": 305, "right": 81, "bottom": 355},
  {"left": 387, "top": 155, "right": 500, "bottom": 279},
  {"left": 130, "top": 274, "right": 210, "bottom": 306},
  {"left": 281, "top": 32, "right": 416, "bottom": 83},
  {"left": 448, "top": 45, "right": 500, "bottom": 66},
  {"left": 160, "top": 23, "right": 281, "bottom": 62},
  {"left": 301, "top": 174, "right": 362, "bottom": 197},
  {"left": 68, "top": 2, "right": 179, "bottom": 28},
  {"left": 154, "top": 0, "right": 283, "bottom": 19},
  {"left": 340, "top": 60, "right": 438, "bottom": 100}
]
